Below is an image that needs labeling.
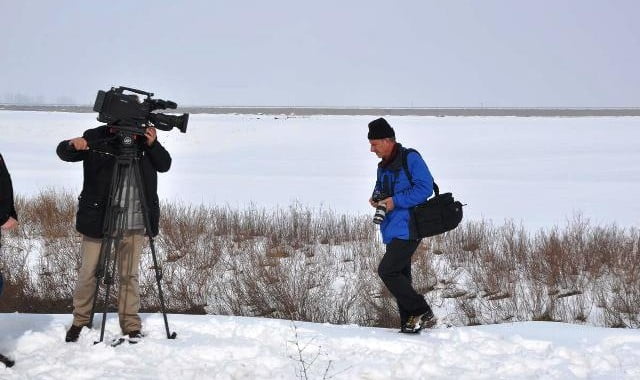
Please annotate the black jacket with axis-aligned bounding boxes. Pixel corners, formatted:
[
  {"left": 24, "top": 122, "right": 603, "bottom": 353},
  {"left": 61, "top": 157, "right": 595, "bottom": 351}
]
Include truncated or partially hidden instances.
[
  {"left": 0, "top": 153, "right": 18, "bottom": 226},
  {"left": 56, "top": 126, "right": 171, "bottom": 238}
]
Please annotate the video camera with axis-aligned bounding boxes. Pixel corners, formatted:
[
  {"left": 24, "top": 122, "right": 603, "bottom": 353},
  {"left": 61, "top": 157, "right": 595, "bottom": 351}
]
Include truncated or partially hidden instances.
[{"left": 93, "top": 86, "right": 188, "bottom": 134}]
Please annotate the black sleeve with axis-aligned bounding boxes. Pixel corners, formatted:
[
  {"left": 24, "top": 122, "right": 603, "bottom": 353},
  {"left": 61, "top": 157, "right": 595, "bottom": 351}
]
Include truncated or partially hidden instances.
[
  {"left": 144, "top": 140, "right": 172, "bottom": 173},
  {"left": 56, "top": 140, "right": 87, "bottom": 162},
  {"left": 57, "top": 127, "right": 98, "bottom": 162},
  {"left": 0, "top": 154, "right": 18, "bottom": 225}
]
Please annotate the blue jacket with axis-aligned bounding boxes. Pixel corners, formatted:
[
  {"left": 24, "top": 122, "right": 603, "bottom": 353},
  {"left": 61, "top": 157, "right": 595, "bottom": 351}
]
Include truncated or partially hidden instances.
[{"left": 373, "top": 144, "right": 434, "bottom": 244}]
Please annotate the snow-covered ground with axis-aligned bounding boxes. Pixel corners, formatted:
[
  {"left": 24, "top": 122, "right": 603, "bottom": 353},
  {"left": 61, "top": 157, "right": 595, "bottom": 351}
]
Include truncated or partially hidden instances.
[
  {"left": 0, "top": 313, "right": 639, "bottom": 379},
  {"left": 1, "top": 111, "right": 639, "bottom": 229},
  {"left": 2, "top": 111, "right": 640, "bottom": 377}
]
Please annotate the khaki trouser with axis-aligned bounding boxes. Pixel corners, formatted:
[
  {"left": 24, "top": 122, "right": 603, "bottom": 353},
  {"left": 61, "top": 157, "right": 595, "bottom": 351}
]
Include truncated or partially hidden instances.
[{"left": 72, "top": 231, "right": 144, "bottom": 333}]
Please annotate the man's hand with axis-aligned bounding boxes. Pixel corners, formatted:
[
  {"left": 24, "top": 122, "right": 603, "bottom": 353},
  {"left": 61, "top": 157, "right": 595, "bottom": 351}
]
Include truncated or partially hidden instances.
[
  {"left": 369, "top": 197, "right": 377, "bottom": 208},
  {"left": 69, "top": 137, "right": 89, "bottom": 151},
  {"left": 1, "top": 217, "right": 18, "bottom": 230},
  {"left": 381, "top": 197, "right": 395, "bottom": 212},
  {"left": 144, "top": 127, "right": 157, "bottom": 146}
]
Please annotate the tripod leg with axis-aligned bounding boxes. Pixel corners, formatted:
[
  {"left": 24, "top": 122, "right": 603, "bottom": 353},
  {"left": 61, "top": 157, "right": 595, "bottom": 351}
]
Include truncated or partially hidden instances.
[
  {"left": 88, "top": 158, "right": 123, "bottom": 333},
  {"left": 0, "top": 353, "right": 14, "bottom": 368},
  {"left": 88, "top": 237, "right": 114, "bottom": 329},
  {"left": 98, "top": 235, "right": 122, "bottom": 343},
  {"left": 148, "top": 235, "right": 177, "bottom": 339},
  {"left": 89, "top": 159, "right": 130, "bottom": 343},
  {"left": 132, "top": 161, "right": 177, "bottom": 339}
]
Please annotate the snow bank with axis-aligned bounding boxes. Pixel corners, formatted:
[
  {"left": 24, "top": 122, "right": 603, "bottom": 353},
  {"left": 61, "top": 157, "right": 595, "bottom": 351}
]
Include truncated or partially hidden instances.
[{"left": 1, "top": 313, "right": 639, "bottom": 379}]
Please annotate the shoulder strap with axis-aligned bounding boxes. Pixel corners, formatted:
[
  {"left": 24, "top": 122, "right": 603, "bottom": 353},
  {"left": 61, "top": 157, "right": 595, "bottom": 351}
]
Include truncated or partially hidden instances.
[{"left": 402, "top": 148, "right": 439, "bottom": 196}]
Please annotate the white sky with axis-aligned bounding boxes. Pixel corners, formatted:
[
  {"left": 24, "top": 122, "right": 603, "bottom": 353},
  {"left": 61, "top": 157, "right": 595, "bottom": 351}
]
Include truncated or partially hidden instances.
[{"left": 1, "top": 0, "right": 639, "bottom": 107}]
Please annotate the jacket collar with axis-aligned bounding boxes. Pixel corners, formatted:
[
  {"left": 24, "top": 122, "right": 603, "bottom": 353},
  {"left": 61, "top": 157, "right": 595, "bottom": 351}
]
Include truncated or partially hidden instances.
[{"left": 379, "top": 143, "right": 403, "bottom": 170}]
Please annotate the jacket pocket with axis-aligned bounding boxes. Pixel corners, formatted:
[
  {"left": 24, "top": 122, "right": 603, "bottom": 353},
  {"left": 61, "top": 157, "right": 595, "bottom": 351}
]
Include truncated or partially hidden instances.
[{"left": 76, "top": 195, "right": 106, "bottom": 238}]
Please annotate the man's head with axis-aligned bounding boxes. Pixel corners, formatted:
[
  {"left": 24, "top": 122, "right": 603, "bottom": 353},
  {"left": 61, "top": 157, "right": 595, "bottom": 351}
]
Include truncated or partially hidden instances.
[{"left": 368, "top": 118, "right": 396, "bottom": 159}]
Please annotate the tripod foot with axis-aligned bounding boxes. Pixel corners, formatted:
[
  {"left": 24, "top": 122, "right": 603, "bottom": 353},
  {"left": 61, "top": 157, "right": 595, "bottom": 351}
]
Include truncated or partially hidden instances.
[
  {"left": 169, "top": 332, "right": 177, "bottom": 339},
  {"left": 0, "top": 353, "right": 15, "bottom": 368}
]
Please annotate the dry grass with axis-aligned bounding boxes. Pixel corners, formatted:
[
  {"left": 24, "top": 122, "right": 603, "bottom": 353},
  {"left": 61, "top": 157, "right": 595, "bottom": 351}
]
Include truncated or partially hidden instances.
[{"left": 1, "top": 189, "right": 638, "bottom": 328}]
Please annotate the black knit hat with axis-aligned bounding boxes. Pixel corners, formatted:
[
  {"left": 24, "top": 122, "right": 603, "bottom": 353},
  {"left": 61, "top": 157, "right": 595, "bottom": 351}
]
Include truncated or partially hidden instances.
[{"left": 367, "top": 118, "right": 395, "bottom": 139}]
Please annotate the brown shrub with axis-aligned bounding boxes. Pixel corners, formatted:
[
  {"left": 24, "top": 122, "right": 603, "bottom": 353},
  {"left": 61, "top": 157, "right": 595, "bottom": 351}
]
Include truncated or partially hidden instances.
[{"left": 2, "top": 190, "right": 639, "bottom": 329}]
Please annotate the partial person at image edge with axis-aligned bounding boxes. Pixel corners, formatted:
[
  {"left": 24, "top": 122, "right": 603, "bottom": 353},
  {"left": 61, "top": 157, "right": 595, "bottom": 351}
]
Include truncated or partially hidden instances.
[
  {"left": 0, "top": 153, "right": 18, "bottom": 368},
  {"left": 0, "top": 154, "right": 18, "bottom": 231}
]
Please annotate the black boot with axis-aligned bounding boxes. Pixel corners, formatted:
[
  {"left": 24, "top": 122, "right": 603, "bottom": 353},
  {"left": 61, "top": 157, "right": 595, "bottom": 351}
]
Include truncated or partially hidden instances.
[
  {"left": 420, "top": 307, "right": 436, "bottom": 329},
  {"left": 0, "top": 353, "right": 14, "bottom": 368},
  {"left": 65, "top": 324, "right": 84, "bottom": 342},
  {"left": 401, "top": 307, "right": 435, "bottom": 334},
  {"left": 127, "top": 330, "right": 143, "bottom": 344}
]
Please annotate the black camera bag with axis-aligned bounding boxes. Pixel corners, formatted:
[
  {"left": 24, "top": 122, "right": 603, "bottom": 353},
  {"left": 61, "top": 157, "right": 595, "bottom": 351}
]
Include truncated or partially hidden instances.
[
  {"left": 410, "top": 183, "right": 463, "bottom": 238},
  {"left": 402, "top": 149, "right": 464, "bottom": 238}
]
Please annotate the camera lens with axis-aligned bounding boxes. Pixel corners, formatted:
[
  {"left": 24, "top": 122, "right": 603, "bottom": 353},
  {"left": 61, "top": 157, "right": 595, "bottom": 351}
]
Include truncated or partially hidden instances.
[{"left": 373, "top": 204, "right": 387, "bottom": 224}]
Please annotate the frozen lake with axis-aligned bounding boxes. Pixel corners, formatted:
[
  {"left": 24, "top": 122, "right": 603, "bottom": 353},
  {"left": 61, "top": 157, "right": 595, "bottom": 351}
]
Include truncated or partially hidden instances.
[{"left": 1, "top": 111, "right": 639, "bottom": 229}]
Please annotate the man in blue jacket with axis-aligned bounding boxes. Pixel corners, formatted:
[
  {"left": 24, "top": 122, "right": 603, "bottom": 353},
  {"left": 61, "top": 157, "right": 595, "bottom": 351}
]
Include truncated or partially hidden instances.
[{"left": 368, "top": 118, "right": 435, "bottom": 333}]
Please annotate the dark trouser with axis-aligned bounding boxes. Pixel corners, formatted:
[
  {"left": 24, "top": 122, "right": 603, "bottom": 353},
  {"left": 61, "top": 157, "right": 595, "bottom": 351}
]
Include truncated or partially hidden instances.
[{"left": 378, "top": 238, "right": 430, "bottom": 326}]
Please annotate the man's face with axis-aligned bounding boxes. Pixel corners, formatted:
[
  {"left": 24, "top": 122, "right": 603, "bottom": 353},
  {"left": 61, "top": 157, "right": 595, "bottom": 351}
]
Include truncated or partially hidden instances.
[{"left": 369, "top": 138, "right": 395, "bottom": 159}]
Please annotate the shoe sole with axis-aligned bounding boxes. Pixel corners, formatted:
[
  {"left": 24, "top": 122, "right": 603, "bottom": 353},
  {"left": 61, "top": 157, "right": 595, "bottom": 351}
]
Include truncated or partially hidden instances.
[{"left": 399, "top": 329, "right": 421, "bottom": 334}]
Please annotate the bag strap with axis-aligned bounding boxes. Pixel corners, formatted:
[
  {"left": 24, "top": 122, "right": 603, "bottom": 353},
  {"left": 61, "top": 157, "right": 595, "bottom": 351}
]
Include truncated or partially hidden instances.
[{"left": 402, "top": 148, "right": 439, "bottom": 196}]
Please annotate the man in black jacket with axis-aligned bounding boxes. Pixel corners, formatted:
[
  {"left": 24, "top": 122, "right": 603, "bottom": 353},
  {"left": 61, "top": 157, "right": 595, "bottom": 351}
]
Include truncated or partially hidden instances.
[
  {"left": 0, "top": 154, "right": 18, "bottom": 232},
  {"left": 57, "top": 125, "right": 171, "bottom": 343},
  {"left": 1, "top": 153, "right": 17, "bottom": 367}
]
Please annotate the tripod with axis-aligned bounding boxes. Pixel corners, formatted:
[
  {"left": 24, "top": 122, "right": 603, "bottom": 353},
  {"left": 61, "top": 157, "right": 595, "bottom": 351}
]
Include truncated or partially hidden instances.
[{"left": 87, "top": 131, "right": 176, "bottom": 343}]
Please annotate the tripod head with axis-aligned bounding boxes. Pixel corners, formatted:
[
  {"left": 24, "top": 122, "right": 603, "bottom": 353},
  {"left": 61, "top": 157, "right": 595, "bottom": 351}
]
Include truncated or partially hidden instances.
[
  {"left": 111, "top": 127, "right": 144, "bottom": 158},
  {"left": 84, "top": 125, "right": 152, "bottom": 160}
]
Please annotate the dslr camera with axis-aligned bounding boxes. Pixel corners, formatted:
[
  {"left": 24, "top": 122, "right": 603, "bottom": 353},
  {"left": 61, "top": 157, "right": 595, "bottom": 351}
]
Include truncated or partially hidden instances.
[
  {"left": 371, "top": 190, "right": 389, "bottom": 225},
  {"left": 93, "top": 86, "right": 188, "bottom": 134}
]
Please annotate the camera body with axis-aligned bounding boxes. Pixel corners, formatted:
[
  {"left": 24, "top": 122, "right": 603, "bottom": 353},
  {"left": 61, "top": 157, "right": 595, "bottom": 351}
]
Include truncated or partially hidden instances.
[
  {"left": 93, "top": 86, "right": 188, "bottom": 134},
  {"left": 372, "top": 190, "right": 389, "bottom": 225}
]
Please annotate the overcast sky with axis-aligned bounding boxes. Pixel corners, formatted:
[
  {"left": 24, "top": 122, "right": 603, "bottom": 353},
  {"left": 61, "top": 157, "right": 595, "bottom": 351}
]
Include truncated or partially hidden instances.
[{"left": 1, "top": 0, "right": 639, "bottom": 107}]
